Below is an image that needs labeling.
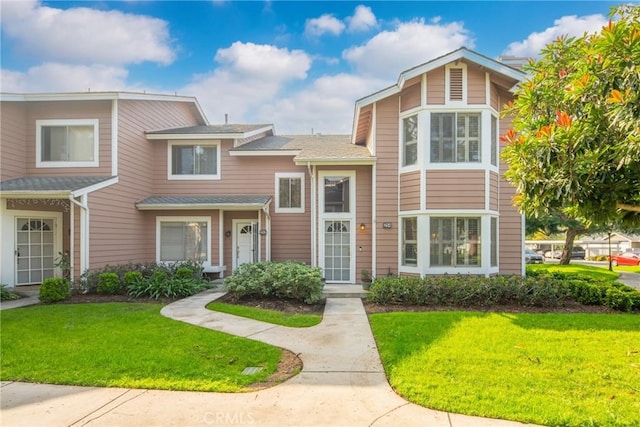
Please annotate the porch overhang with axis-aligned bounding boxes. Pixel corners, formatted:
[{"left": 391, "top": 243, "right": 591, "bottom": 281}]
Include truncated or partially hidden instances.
[
  {"left": 0, "top": 176, "right": 118, "bottom": 198},
  {"left": 136, "top": 195, "right": 272, "bottom": 211}
]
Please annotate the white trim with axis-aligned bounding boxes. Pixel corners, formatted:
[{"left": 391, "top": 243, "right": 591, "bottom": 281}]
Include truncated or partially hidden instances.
[
  {"left": 36, "top": 119, "right": 100, "bottom": 168},
  {"left": 371, "top": 103, "right": 377, "bottom": 277},
  {"left": 445, "top": 63, "right": 467, "bottom": 105},
  {"left": 167, "top": 140, "right": 221, "bottom": 181},
  {"left": 219, "top": 210, "right": 225, "bottom": 277},
  {"left": 146, "top": 125, "right": 273, "bottom": 141},
  {"left": 274, "top": 172, "right": 305, "bottom": 214},
  {"left": 485, "top": 72, "right": 491, "bottom": 106},
  {"left": 399, "top": 111, "right": 420, "bottom": 172},
  {"left": 111, "top": 100, "right": 118, "bottom": 176},
  {"left": 155, "top": 216, "right": 212, "bottom": 268},
  {"left": 293, "top": 158, "right": 375, "bottom": 166},
  {"left": 421, "top": 74, "right": 427, "bottom": 107},
  {"left": 309, "top": 164, "right": 317, "bottom": 267},
  {"left": 72, "top": 176, "right": 119, "bottom": 197},
  {"left": 137, "top": 203, "right": 266, "bottom": 211},
  {"left": 230, "top": 150, "right": 300, "bottom": 157}
]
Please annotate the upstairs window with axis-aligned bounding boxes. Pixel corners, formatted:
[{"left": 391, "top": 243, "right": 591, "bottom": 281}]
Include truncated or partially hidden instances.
[
  {"left": 402, "top": 115, "right": 418, "bottom": 167},
  {"left": 430, "top": 112, "right": 481, "bottom": 163},
  {"left": 169, "top": 142, "right": 220, "bottom": 180},
  {"left": 36, "top": 119, "right": 99, "bottom": 168},
  {"left": 275, "top": 173, "right": 304, "bottom": 213}
]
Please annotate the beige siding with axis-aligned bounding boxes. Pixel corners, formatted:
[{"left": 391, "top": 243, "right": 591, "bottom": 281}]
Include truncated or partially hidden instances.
[
  {"left": 489, "top": 171, "right": 499, "bottom": 211},
  {"left": 1, "top": 102, "right": 28, "bottom": 180},
  {"left": 426, "top": 69, "right": 445, "bottom": 105},
  {"left": 498, "top": 112, "right": 523, "bottom": 274},
  {"left": 467, "top": 65, "right": 486, "bottom": 105},
  {"left": 24, "top": 100, "right": 113, "bottom": 177},
  {"left": 400, "top": 171, "right": 420, "bottom": 211},
  {"left": 425, "top": 170, "right": 485, "bottom": 209},
  {"left": 374, "top": 96, "right": 400, "bottom": 275},
  {"left": 87, "top": 100, "right": 204, "bottom": 269},
  {"left": 490, "top": 83, "right": 500, "bottom": 111},
  {"left": 400, "top": 82, "right": 421, "bottom": 112}
]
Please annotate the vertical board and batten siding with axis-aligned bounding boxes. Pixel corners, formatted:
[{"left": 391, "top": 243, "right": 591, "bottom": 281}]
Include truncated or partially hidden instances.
[
  {"left": 374, "top": 96, "right": 400, "bottom": 275},
  {"left": 498, "top": 110, "right": 523, "bottom": 274},
  {"left": 400, "top": 82, "right": 421, "bottom": 112},
  {"left": 425, "top": 170, "right": 485, "bottom": 209},
  {"left": 426, "top": 69, "right": 446, "bottom": 105},
  {"left": 24, "top": 101, "right": 113, "bottom": 177},
  {"left": 0, "top": 102, "right": 28, "bottom": 180},
  {"left": 466, "top": 64, "right": 487, "bottom": 105},
  {"left": 489, "top": 171, "right": 499, "bottom": 211},
  {"left": 88, "top": 100, "right": 204, "bottom": 269},
  {"left": 399, "top": 171, "right": 420, "bottom": 212}
]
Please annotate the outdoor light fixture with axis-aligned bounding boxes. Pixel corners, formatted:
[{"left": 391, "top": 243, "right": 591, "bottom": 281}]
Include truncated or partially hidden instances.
[{"left": 360, "top": 223, "right": 366, "bottom": 231}]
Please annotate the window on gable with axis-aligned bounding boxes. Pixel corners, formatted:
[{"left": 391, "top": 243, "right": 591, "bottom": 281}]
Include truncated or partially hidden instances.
[
  {"left": 158, "top": 219, "right": 209, "bottom": 264},
  {"left": 430, "top": 217, "right": 481, "bottom": 267},
  {"left": 402, "top": 115, "right": 418, "bottom": 167},
  {"left": 169, "top": 142, "right": 219, "bottom": 180},
  {"left": 430, "top": 112, "right": 481, "bottom": 163},
  {"left": 275, "top": 173, "right": 304, "bottom": 213},
  {"left": 36, "top": 119, "right": 99, "bottom": 168}
]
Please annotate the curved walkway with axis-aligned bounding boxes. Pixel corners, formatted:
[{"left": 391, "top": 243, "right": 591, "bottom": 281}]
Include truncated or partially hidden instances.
[{"left": 1, "top": 290, "right": 537, "bottom": 426}]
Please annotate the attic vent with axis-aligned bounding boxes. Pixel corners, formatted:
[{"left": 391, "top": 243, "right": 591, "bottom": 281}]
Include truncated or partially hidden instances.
[{"left": 449, "top": 68, "right": 463, "bottom": 101}]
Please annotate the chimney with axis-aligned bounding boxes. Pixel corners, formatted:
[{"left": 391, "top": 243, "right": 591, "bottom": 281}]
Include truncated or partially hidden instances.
[{"left": 224, "top": 113, "right": 228, "bottom": 125}]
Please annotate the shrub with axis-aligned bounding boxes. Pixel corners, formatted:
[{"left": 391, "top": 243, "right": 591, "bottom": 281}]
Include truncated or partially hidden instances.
[
  {"left": 604, "top": 287, "right": 633, "bottom": 312},
  {"left": 1, "top": 285, "right": 20, "bottom": 301},
  {"left": 126, "top": 269, "right": 208, "bottom": 299},
  {"left": 39, "top": 278, "right": 70, "bottom": 303},
  {"left": 224, "top": 261, "right": 323, "bottom": 304},
  {"left": 124, "top": 271, "right": 144, "bottom": 287},
  {"left": 175, "top": 267, "right": 196, "bottom": 280},
  {"left": 97, "top": 273, "right": 121, "bottom": 295}
]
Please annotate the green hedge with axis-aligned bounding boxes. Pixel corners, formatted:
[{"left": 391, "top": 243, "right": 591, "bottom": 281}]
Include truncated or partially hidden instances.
[
  {"left": 39, "top": 278, "right": 71, "bottom": 303},
  {"left": 367, "top": 273, "right": 640, "bottom": 312},
  {"left": 224, "top": 261, "right": 323, "bottom": 304}
]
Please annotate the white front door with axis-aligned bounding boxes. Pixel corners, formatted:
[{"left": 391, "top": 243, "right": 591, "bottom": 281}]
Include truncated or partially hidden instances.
[
  {"left": 15, "top": 217, "right": 57, "bottom": 285},
  {"left": 234, "top": 220, "right": 257, "bottom": 269},
  {"left": 324, "top": 220, "right": 352, "bottom": 282}
]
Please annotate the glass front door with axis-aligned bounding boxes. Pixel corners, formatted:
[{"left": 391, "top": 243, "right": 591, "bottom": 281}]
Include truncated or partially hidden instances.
[
  {"left": 324, "top": 220, "right": 351, "bottom": 282},
  {"left": 16, "top": 218, "right": 55, "bottom": 285}
]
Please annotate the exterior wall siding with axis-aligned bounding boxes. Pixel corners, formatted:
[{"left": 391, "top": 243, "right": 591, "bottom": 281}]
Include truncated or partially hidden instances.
[
  {"left": 374, "top": 96, "right": 400, "bottom": 275},
  {"left": 400, "top": 83, "right": 421, "bottom": 112},
  {"left": 400, "top": 171, "right": 420, "bottom": 212},
  {"left": 24, "top": 100, "right": 113, "bottom": 177},
  {"left": 0, "top": 102, "right": 28, "bottom": 180},
  {"left": 425, "top": 170, "right": 485, "bottom": 210},
  {"left": 426, "top": 69, "right": 445, "bottom": 105},
  {"left": 467, "top": 65, "right": 487, "bottom": 105},
  {"left": 489, "top": 171, "right": 499, "bottom": 211}
]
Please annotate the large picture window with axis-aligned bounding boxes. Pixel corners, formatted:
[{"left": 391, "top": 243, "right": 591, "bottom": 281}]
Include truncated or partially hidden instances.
[
  {"left": 169, "top": 142, "right": 219, "bottom": 180},
  {"left": 402, "top": 217, "right": 418, "bottom": 266},
  {"left": 36, "top": 119, "right": 99, "bottom": 167},
  {"left": 157, "top": 218, "right": 209, "bottom": 264},
  {"left": 430, "top": 217, "right": 481, "bottom": 267},
  {"left": 402, "top": 115, "right": 418, "bottom": 166},
  {"left": 275, "top": 173, "right": 304, "bottom": 213},
  {"left": 430, "top": 113, "right": 481, "bottom": 163}
]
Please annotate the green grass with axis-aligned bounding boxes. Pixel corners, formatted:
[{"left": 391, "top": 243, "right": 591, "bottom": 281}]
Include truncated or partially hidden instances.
[
  {"left": 528, "top": 263, "right": 621, "bottom": 281},
  {"left": 370, "top": 311, "right": 640, "bottom": 427},
  {"left": 207, "top": 302, "right": 321, "bottom": 327},
  {"left": 0, "top": 303, "right": 284, "bottom": 392},
  {"left": 611, "top": 265, "right": 640, "bottom": 274}
]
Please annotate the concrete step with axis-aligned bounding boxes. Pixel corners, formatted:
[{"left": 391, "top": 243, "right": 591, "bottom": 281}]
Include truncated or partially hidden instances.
[{"left": 322, "top": 284, "right": 368, "bottom": 299}]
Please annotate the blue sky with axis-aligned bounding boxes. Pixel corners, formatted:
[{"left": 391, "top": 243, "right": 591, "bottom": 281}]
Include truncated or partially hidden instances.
[{"left": 0, "top": 1, "right": 623, "bottom": 133}]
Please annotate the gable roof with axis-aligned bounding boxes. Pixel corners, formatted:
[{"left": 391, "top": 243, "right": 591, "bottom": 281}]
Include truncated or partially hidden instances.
[
  {"left": 351, "top": 47, "right": 527, "bottom": 144},
  {"left": 0, "top": 176, "right": 117, "bottom": 197}
]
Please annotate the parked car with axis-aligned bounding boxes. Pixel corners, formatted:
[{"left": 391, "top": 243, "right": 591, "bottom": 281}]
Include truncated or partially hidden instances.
[
  {"left": 609, "top": 252, "right": 640, "bottom": 266},
  {"left": 525, "top": 248, "right": 544, "bottom": 264},
  {"left": 544, "top": 246, "right": 585, "bottom": 259}
]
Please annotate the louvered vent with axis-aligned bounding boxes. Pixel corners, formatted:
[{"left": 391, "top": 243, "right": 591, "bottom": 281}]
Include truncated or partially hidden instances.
[{"left": 449, "top": 68, "right": 463, "bottom": 101}]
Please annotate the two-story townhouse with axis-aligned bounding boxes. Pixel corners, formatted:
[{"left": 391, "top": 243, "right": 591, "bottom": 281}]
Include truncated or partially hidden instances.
[{"left": 0, "top": 47, "right": 525, "bottom": 289}]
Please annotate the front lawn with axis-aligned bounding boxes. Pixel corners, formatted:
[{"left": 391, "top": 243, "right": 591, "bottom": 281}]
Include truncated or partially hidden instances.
[
  {"left": 370, "top": 311, "right": 640, "bottom": 427},
  {"left": 0, "top": 303, "right": 285, "bottom": 392},
  {"left": 527, "top": 263, "right": 621, "bottom": 280},
  {"left": 207, "top": 302, "right": 322, "bottom": 327}
]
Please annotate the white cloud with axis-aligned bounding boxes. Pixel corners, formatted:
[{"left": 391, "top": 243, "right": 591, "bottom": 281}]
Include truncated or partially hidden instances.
[
  {"left": 180, "top": 42, "right": 311, "bottom": 124},
  {"left": 305, "top": 13, "right": 346, "bottom": 37},
  {"left": 0, "top": 0, "right": 175, "bottom": 65},
  {"left": 504, "top": 14, "right": 608, "bottom": 57},
  {"left": 0, "top": 63, "right": 130, "bottom": 93},
  {"left": 347, "top": 5, "right": 378, "bottom": 33},
  {"left": 342, "top": 18, "right": 473, "bottom": 80}
]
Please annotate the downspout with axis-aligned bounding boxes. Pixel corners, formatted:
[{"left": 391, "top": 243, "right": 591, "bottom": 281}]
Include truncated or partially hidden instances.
[
  {"left": 308, "top": 162, "right": 316, "bottom": 267},
  {"left": 262, "top": 201, "right": 272, "bottom": 261},
  {"left": 69, "top": 194, "right": 89, "bottom": 280}
]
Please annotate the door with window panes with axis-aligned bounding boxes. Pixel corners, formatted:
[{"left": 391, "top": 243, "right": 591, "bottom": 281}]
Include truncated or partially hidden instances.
[
  {"left": 321, "top": 173, "right": 355, "bottom": 283},
  {"left": 15, "top": 218, "right": 56, "bottom": 285}
]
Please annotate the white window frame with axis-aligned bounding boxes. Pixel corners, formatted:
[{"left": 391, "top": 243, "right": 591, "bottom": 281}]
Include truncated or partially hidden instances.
[
  {"left": 429, "top": 216, "right": 482, "bottom": 268},
  {"left": 36, "top": 119, "right": 99, "bottom": 168},
  {"left": 275, "top": 172, "right": 305, "bottom": 214},
  {"left": 430, "top": 112, "right": 481, "bottom": 164},
  {"left": 401, "top": 114, "right": 418, "bottom": 167},
  {"left": 402, "top": 216, "right": 418, "bottom": 267},
  {"left": 168, "top": 140, "right": 220, "bottom": 180},
  {"left": 155, "top": 216, "right": 212, "bottom": 267}
]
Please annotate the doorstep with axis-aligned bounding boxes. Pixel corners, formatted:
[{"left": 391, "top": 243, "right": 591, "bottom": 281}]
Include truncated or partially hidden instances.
[{"left": 322, "top": 284, "right": 368, "bottom": 299}]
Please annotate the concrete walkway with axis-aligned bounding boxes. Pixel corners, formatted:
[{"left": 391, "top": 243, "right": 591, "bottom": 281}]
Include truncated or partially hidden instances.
[{"left": 1, "top": 290, "right": 538, "bottom": 427}]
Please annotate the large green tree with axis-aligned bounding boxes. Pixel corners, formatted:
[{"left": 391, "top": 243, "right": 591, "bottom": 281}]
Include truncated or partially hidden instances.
[{"left": 502, "top": 5, "right": 640, "bottom": 229}]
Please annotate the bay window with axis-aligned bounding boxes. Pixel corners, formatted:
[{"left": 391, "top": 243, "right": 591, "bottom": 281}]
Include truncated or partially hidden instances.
[
  {"left": 430, "top": 217, "right": 481, "bottom": 267},
  {"left": 430, "top": 113, "right": 481, "bottom": 163}
]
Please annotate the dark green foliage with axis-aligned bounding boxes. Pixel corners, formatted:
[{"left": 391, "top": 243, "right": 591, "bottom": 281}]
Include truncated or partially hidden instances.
[
  {"left": 224, "top": 261, "right": 323, "bottom": 304},
  {"left": 368, "top": 273, "right": 640, "bottom": 312},
  {"left": 39, "top": 278, "right": 70, "bottom": 303},
  {"left": 126, "top": 269, "right": 208, "bottom": 299},
  {"left": 124, "top": 271, "right": 144, "bottom": 287},
  {"left": 97, "top": 273, "right": 121, "bottom": 295},
  {"left": 0, "top": 285, "right": 20, "bottom": 301}
]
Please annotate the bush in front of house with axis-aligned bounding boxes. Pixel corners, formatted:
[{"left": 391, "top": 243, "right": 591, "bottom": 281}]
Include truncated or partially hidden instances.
[
  {"left": 1, "top": 284, "right": 20, "bottom": 301},
  {"left": 568, "top": 277, "right": 640, "bottom": 312},
  {"left": 126, "top": 268, "right": 209, "bottom": 299},
  {"left": 39, "top": 278, "right": 71, "bottom": 303},
  {"left": 97, "top": 272, "right": 122, "bottom": 295},
  {"left": 224, "top": 261, "right": 324, "bottom": 304}
]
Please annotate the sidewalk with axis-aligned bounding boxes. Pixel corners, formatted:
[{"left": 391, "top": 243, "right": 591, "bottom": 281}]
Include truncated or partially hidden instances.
[{"left": 0, "top": 290, "right": 538, "bottom": 427}]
